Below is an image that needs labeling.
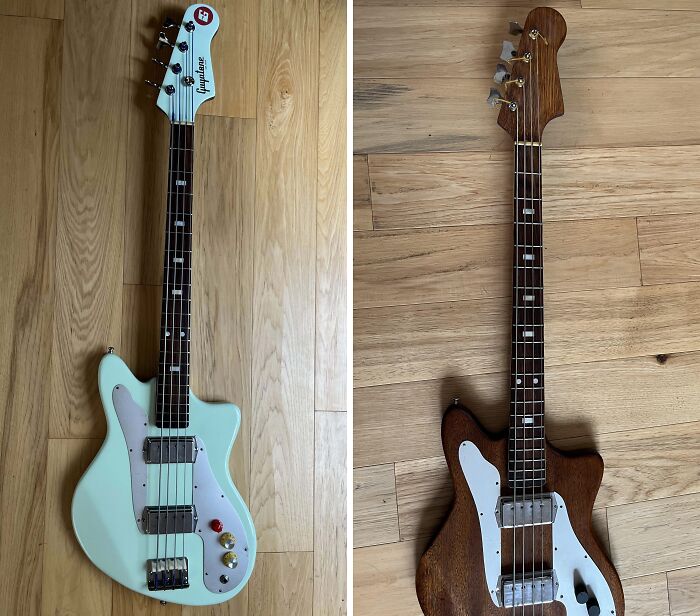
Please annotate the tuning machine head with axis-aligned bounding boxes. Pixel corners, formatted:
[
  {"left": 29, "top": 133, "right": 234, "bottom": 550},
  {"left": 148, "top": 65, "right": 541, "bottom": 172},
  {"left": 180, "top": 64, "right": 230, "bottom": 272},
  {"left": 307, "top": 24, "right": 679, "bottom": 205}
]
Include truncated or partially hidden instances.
[
  {"left": 500, "top": 40, "right": 517, "bottom": 62},
  {"left": 487, "top": 87, "right": 516, "bottom": 111},
  {"left": 157, "top": 31, "right": 174, "bottom": 49},
  {"left": 162, "top": 16, "right": 178, "bottom": 29},
  {"left": 509, "top": 21, "right": 524, "bottom": 36},
  {"left": 493, "top": 63, "right": 510, "bottom": 84}
]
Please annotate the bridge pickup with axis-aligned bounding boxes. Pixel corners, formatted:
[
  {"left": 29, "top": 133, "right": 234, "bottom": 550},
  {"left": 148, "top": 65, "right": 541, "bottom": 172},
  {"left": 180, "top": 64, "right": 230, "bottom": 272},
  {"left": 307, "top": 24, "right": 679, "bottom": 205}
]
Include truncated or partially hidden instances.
[
  {"left": 143, "top": 505, "right": 197, "bottom": 534},
  {"left": 146, "top": 557, "right": 189, "bottom": 591},
  {"left": 496, "top": 494, "right": 556, "bottom": 527},
  {"left": 144, "top": 436, "right": 197, "bottom": 464},
  {"left": 499, "top": 571, "right": 558, "bottom": 607}
]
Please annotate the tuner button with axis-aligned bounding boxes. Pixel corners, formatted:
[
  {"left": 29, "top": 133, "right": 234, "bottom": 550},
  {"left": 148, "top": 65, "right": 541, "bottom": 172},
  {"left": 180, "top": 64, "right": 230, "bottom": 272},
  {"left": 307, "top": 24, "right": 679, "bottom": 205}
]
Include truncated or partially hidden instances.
[
  {"left": 487, "top": 88, "right": 502, "bottom": 108},
  {"left": 509, "top": 21, "right": 524, "bottom": 35},
  {"left": 500, "top": 40, "right": 517, "bottom": 62},
  {"left": 222, "top": 551, "right": 238, "bottom": 569},
  {"left": 575, "top": 585, "right": 589, "bottom": 604},
  {"left": 586, "top": 598, "right": 601, "bottom": 616},
  {"left": 493, "top": 63, "right": 509, "bottom": 84}
]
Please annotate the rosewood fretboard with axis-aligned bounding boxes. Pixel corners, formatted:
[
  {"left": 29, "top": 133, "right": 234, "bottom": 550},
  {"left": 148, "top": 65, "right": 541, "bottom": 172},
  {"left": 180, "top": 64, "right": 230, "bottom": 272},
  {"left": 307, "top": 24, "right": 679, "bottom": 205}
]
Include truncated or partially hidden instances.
[
  {"left": 508, "top": 143, "right": 545, "bottom": 490},
  {"left": 156, "top": 122, "right": 194, "bottom": 429}
]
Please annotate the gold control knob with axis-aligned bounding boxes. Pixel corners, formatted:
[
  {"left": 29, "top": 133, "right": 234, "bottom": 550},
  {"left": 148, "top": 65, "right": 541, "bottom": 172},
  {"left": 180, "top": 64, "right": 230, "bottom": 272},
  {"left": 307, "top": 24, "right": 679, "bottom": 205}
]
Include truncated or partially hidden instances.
[
  {"left": 219, "top": 532, "right": 236, "bottom": 549},
  {"left": 222, "top": 551, "right": 238, "bottom": 569}
]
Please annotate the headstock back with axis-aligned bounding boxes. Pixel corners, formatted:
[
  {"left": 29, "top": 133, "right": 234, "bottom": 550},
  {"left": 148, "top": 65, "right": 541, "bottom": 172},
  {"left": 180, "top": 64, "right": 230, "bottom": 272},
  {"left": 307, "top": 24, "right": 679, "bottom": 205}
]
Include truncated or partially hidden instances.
[
  {"left": 146, "top": 4, "right": 220, "bottom": 123},
  {"left": 490, "top": 7, "right": 566, "bottom": 143}
]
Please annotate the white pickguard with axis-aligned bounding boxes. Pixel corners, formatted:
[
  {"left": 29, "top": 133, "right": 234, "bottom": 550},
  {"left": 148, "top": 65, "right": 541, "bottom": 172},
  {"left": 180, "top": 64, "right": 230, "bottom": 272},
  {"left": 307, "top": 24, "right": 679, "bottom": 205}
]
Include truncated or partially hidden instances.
[{"left": 458, "top": 441, "right": 617, "bottom": 614}]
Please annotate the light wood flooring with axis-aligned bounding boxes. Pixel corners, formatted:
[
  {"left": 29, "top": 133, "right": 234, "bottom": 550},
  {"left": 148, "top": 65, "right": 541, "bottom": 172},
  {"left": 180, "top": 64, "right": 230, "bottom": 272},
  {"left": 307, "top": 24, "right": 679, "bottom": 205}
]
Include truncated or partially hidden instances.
[
  {"left": 0, "top": 0, "right": 346, "bottom": 614},
  {"left": 353, "top": 1, "right": 700, "bottom": 614}
]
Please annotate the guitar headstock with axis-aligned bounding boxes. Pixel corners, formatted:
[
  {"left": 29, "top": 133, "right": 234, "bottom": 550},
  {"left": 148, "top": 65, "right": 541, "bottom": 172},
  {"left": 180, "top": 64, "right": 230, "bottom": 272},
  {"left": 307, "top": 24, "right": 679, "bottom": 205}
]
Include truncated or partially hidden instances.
[
  {"left": 487, "top": 7, "right": 566, "bottom": 143},
  {"left": 145, "top": 4, "right": 220, "bottom": 123}
]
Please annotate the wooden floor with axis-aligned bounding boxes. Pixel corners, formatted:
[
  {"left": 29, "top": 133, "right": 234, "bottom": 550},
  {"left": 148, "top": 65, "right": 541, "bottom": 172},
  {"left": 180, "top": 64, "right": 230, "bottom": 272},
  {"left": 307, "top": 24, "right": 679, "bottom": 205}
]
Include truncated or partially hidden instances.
[
  {"left": 0, "top": 0, "right": 346, "bottom": 614},
  {"left": 353, "top": 1, "right": 700, "bottom": 615}
]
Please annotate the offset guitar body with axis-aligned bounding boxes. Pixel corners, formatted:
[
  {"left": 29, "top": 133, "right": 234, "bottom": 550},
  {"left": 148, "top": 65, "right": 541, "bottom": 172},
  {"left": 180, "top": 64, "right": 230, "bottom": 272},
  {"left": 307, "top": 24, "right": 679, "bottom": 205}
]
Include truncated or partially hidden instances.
[
  {"left": 416, "top": 404, "right": 624, "bottom": 616},
  {"left": 73, "top": 353, "right": 256, "bottom": 605}
]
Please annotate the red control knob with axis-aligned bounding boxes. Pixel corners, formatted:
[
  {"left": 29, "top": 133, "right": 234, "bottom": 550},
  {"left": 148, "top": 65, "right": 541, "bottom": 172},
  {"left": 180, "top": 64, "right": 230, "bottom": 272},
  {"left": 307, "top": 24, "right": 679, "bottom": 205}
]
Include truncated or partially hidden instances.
[{"left": 210, "top": 519, "right": 223, "bottom": 533}]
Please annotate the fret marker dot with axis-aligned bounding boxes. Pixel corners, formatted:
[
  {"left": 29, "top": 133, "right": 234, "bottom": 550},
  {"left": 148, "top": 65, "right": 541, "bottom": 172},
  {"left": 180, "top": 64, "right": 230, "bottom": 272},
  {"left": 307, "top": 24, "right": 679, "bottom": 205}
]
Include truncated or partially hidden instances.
[
  {"left": 516, "top": 378, "right": 522, "bottom": 385},
  {"left": 533, "top": 378, "right": 539, "bottom": 384},
  {"left": 165, "top": 331, "right": 170, "bottom": 337}
]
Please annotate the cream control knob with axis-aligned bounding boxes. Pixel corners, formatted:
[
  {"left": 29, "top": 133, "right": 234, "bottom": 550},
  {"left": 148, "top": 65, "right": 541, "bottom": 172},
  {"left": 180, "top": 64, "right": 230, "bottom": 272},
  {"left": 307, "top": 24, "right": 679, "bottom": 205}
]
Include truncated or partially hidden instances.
[
  {"left": 219, "top": 532, "right": 236, "bottom": 549},
  {"left": 222, "top": 551, "right": 238, "bottom": 569}
]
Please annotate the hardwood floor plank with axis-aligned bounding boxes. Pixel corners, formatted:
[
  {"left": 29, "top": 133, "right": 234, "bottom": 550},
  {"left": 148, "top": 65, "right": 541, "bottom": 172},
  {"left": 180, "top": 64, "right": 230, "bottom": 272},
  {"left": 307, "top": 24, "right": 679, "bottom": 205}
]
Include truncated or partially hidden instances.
[
  {"left": 608, "top": 493, "right": 700, "bottom": 579},
  {"left": 52, "top": 0, "right": 130, "bottom": 438},
  {"left": 113, "top": 584, "right": 181, "bottom": 616},
  {"left": 317, "top": 0, "right": 347, "bottom": 412},
  {"left": 43, "top": 439, "right": 111, "bottom": 616},
  {"left": 0, "top": 15, "right": 59, "bottom": 615},
  {"left": 622, "top": 573, "right": 670, "bottom": 616},
  {"left": 0, "top": 0, "right": 63, "bottom": 18},
  {"left": 355, "top": 6, "right": 700, "bottom": 79},
  {"left": 357, "top": 0, "right": 578, "bottom": 5},
  {"left": 354, "top": 464, "right": 400, "bottom": 548},
  {"left": 368, "top": 147, "right": 700, "bottom": 230},
  {"left": 355, "top": 218, "right": 640, "bottom": 308},
  {"left": 582, "top": 0, "right": 698, "bottom": 9},
  {"left": 668, "top": 566, "right": 700, "bottom": 615},
  {"left": 120, "top": 285, "right": 160, "bottom": 381},
  {"left": 249, "top": 552, "right": 314, "bottom": 615},
  {"left": 314, "top": 412, "right": 348, "bottom": 615},
  {"left": 393, "top": 422, "right": 700, "bottom": 542},
  {"left": 355, "top": 282, "right": 700, "bottom": 388},
  {"left": 639, "top": 213, "right": 700, "bottom": 286},
  {"left": 354, "top": 78, "right": 700, "bottom": 153},
  {"left": 354, "top": 540, "right": 425, "bottom": 616},
  {"left": 251, "top": 0, "right": 318, "bottom": 552},
  {"left": 354, "top": 352, "right": 700, "bottom": 467},
  {"left": 354, "top": 155, "right": 373, "bottom": 231}
]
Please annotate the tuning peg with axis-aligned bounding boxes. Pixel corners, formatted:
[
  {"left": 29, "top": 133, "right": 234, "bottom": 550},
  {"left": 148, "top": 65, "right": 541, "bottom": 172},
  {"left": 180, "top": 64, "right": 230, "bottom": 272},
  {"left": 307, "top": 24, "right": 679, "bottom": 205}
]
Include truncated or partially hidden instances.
[
  {"left": 487, "top": 87, "right": 516, "bottom": 111},
  {"left": 152, "top": 57, "right": 168, "bottom": 68},
  {"left": 145, "top": 80, "right": 161, "bottom": 90},
  {"left": 493, "top": 63, "right": 510, "bottom": 84},
  {"left": 157, "top": 31, "right": 174, "bottom": 49},
  {"left": 162, "top": 16, "right": 178, "bottom": 29},
  {"left": 500, "top": 40, "right": 517, "bottom": 62},
  {"left": 509, "top": 21, "right": 524, "bottom": 36}
]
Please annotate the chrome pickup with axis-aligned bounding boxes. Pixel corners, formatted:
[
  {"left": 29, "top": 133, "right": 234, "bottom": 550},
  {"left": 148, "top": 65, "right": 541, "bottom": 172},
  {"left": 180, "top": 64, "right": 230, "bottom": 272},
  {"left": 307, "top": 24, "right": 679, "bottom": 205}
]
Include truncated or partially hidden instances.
[
  {"left": 499, "top": 571, "right": 558, "bottom": 607},
  {"left": 144, "top": 436, "right": 197, "bottom": 464},
  {"left": 496, "top": 494, "right": 556, "bottom": 528},
  {"left": 143, "top": 505, "right": 197, "bottom": 534},
  {"left": 146, "top": 557, "right": 189, "bottom": 591}
]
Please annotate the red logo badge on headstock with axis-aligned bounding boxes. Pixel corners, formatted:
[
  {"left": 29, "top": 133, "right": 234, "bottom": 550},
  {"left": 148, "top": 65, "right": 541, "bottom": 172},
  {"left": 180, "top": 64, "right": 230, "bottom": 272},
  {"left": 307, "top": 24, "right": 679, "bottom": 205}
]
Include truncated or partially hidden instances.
[{"left": 194, "top": 6, "right": 213, "bottom": 25}]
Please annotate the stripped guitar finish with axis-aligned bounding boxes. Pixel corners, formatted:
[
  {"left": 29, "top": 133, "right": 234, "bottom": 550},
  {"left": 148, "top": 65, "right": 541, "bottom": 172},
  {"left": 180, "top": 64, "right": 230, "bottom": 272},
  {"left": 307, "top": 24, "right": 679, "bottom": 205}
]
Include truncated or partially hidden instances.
[
  {"left": 416, "top": 8, "right": 624, "bottom": 616},
  {"left": 71, "top": 5, "right": 256, "bottom": 605}
]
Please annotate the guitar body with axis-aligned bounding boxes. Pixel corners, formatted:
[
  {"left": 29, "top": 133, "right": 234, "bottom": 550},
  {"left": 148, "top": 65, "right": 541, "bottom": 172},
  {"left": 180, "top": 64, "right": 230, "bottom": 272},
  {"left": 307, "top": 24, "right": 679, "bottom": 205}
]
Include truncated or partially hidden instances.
[
  {"left": 72, "top": 353, "right": 256, "bottom": 605},
  {"left": 416, "top": 404, "right": 624, "bottom": 616}
]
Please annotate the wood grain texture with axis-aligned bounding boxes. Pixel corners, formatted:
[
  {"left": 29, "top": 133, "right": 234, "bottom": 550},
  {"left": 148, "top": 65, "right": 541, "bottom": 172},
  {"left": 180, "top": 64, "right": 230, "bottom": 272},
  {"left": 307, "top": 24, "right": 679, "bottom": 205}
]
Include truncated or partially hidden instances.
[
  {"left": 251, "top": 0, "right": 319, "bottom": 553},
  {"left": 622, "top": 574, "right": 670, "bottom": 616},
  {"left": 314, "top": 412, "right": 348, "bottom": 615},
  {"left": 582, "top": 0, "right": 699, "bottom": 9},
  {"left": 355, "top": 78, "right": 700, "bottom": 153},
  {"left": 354, "top": 464, "right": 400, "bottom": 548},
  {"left": 368, "top": 146, "right": 700, "bottom": 230},
  {"left": 121, "top": 284, "right": 161, "bottom": 380},
  {"left": 355, "top": 282, "right": 700, "bottom": 387},
  {"left": 357, "top": 0, "right": 579, "bottom": 5},
  {"left": 355, "top": 218, "right": 640, "bottom": 308},
  {"left": 608, "top": 493, "right": 700, "bottom": 579},
  {"left": 355, "top": 6, "right": 700, "bottom": 79},
  {"left": 51, "top": 0, "right": 130, "bottom": 438},
  {"left": 0, "top": 0, "right": 62, "bottom": 18},
  {"left": 354, "top": 352, "right": 700, "bottom": 467},
  {"left": 316, "top": 0, "right": 347, "bottom": 412},
  {"left": 638, "top": 213, "right": 700, "bottom": 286},
  {"left": 43, "top": 439, "right": 113, "bottom": 616},
  {"left": 248, "top": 552, "right": 314, "bottom": 616},
  {"left": 668, "top": 566, "right": 700, "bottom": 616},
  {"left": 0, "top": 15, "right": 60, "bottom": 616},
  {"left": 354, "top": 155, "right": 373, "bottom": 231}
]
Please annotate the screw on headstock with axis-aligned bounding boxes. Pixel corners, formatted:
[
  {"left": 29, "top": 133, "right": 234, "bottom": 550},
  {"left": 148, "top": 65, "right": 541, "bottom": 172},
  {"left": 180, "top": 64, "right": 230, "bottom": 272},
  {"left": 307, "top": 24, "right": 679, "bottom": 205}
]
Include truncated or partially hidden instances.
[
  {"left": 183, "top": 76, "right": 195, "bottom": 86},
  {"left": 157, "top": 31, "right": 174, "bottom": 49}
]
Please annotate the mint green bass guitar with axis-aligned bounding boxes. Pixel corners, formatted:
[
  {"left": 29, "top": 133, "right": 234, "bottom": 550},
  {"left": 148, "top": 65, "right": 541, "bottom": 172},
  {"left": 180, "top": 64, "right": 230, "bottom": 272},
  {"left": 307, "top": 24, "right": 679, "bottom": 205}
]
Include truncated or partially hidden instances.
[{"left": 71, "top": 5, "right": 256, "bottom": 605}]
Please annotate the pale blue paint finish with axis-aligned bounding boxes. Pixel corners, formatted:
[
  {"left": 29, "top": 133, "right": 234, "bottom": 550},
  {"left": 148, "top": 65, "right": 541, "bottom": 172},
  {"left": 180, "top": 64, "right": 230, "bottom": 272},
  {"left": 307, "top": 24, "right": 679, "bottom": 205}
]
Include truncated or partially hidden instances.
[{"left": 72, "top": 353, "right": 256, "bottom": 606}]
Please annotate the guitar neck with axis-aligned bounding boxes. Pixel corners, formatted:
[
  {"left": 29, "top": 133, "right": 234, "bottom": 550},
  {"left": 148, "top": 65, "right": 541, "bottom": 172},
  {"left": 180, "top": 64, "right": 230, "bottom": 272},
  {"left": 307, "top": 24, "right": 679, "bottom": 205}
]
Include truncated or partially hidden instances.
[
  {"left": 509, "top": 141, "right": 545, "bottom": 489},
  {"left": 156, "top": 121, "right": 194, "bottom": 429}
]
